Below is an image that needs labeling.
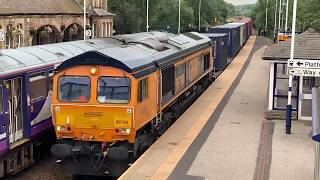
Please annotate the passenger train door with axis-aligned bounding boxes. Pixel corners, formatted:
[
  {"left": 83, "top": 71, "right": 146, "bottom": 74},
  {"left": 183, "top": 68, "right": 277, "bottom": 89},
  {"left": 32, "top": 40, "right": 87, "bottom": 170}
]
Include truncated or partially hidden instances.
[{"left": 5, "top": 78, "right": 23, "bottom": 144}]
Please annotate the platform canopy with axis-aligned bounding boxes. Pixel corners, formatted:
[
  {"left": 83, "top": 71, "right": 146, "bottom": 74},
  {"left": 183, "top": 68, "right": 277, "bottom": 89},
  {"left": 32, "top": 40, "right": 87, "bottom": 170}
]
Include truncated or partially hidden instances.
[{"left": 263, "top": 29, "right": 320, "bottom": 61}]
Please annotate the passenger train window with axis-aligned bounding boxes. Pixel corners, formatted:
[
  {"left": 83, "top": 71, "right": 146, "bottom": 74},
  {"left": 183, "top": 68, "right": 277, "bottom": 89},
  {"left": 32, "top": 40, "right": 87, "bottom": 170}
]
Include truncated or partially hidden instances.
[
  {"left": 0, "top": 86, "right": 3, "bottom": 113},
  {"left": 58, "top": 76, "right": 90, "bottom": 102},
  {"left": 138, "top": 78, "right": 148, "bottom": 102},
  {"left": 29, "top": 72, "right": 48, "bottom": 102},
  {"left": 97, "top": 77, "right": 130, "bottom": 104}
]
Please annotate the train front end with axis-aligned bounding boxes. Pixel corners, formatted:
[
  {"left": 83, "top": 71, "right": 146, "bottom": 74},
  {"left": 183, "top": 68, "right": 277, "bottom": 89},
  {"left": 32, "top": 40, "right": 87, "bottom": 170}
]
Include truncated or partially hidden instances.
[{"left": 51, "top": 65, "right": 137, "bottom": 176}]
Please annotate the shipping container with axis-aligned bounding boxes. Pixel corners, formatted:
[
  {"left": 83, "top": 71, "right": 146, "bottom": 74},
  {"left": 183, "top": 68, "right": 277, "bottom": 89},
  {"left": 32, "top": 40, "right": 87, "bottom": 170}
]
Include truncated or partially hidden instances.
[
  {"left": 227, "top": 23, "right": 247, "bottom": 47},
  {"left": 202, "top": 33, "right": 228, "bottom": 71},
  {"left": 209, "top": 25, "right": 241, "bottom": 57},
  {"left": 235, "top": 18, "right": 253, "bottom": 39}
]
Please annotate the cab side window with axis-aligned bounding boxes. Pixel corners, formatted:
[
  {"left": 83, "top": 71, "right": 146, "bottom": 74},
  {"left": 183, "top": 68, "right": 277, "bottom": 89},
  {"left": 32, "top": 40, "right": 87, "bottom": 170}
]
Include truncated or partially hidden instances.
[{"left": 138, "top": 78, "right": 148, "bottom": 102}]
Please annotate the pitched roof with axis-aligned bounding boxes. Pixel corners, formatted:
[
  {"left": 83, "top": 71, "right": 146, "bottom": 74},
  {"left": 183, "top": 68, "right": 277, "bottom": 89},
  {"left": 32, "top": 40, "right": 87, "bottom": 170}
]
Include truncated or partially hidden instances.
[
  {"left": 0, "top": 0, "right": 83, "bottom": 15},
  {"left": 263, "top": 29, "right": 320, "bottom": 61},
  {"left": 91, "top": 8, "right": 115, "bottom": 17}
]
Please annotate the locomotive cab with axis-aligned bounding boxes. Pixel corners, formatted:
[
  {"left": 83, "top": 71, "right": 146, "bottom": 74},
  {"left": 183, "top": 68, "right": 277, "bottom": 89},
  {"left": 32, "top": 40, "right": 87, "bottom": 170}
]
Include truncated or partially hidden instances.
[{"left": 52, "top": 65, "right": 136, "bottom": 142}]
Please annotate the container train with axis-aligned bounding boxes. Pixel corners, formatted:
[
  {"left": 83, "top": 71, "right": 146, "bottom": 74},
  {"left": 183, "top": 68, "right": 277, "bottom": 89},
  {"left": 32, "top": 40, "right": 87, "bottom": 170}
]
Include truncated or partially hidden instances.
[
  {"left": 0, "top": 18, "right": 252, "bottom": 178},
  {"left": 50, "top": 19, "right": 252, "bottom": 177}
]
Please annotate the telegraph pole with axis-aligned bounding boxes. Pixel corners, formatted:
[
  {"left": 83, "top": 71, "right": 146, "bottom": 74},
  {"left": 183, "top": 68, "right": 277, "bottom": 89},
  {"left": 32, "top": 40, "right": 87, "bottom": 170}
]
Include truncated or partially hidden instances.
[
  {"left": 83, "top": 0, "right": 86, "bottom": 40},
  {"left": 286, "top": 0, "right": 298, "bottom": 134}
]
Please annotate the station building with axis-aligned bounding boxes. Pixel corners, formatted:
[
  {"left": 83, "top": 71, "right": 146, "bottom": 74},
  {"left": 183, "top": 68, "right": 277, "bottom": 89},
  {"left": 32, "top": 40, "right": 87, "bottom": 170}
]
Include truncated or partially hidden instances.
[
  {"left": 0, "top": 0, "right": 114, "bottom": 49},
  {"left": 263, "top": 29, "right": 320, "bottom": 120}
]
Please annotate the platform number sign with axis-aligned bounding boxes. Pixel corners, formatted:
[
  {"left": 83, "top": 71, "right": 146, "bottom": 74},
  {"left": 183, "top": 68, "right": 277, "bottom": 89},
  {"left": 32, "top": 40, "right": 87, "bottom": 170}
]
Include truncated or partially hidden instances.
[
  {"left": 85, "top": 30, "right": 92, "bottom": 37},
  {"left": 0, "top": 29, "right": 4, "bottom": 42}
]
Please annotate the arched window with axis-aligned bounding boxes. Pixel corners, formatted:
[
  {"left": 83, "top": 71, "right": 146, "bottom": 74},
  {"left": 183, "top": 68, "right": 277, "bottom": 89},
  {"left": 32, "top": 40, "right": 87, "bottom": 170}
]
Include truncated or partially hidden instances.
[{"left": 17, "top": 24, "right": 23, "bottom": 47}]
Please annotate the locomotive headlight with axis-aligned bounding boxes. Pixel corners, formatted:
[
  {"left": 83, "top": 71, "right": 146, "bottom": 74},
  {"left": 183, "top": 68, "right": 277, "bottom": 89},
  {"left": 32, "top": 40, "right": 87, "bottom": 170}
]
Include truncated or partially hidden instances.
[
  {"left": 118, "top": 128, "right": 131, "bottom": 135},
  {"left": 57, "top": 125, "right": 66, "bottom": 131},
  {"left": 90, "top": 67, "right": 99, "bottom": 75}
]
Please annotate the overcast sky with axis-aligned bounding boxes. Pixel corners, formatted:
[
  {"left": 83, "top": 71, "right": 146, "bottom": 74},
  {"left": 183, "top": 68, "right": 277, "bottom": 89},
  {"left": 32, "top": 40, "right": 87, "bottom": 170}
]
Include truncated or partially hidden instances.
[{"left": 224, "top": 0, "right": 257, "bottom": 5}]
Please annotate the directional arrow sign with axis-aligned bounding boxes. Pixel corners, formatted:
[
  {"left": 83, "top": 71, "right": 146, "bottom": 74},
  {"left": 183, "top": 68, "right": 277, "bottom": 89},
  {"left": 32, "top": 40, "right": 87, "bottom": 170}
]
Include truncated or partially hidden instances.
[
  {"left": 288, "top": 68, "right": 320, "bottom": 77},
  {"left": 287, "top": 59, "right": 320, "bottom": 69}
]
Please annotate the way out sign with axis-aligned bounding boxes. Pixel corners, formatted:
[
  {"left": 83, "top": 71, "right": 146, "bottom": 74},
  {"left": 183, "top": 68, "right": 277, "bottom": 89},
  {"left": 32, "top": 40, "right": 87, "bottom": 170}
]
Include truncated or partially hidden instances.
[
  {"left": 288, "top": 68, "right": 320, "bottom": 77},
  {"left": 287, "top": 59, "right": 320, "bottom": 77}
]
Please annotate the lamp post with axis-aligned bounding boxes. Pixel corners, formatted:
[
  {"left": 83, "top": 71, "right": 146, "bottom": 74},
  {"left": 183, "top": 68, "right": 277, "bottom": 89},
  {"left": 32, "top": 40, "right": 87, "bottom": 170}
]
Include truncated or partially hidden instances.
[
  {"left": 83, "top": 0, "right": 86, "bottom": 40},
  {"left": 199, "top": 0, "right": 201, "bottom": 32},
  {"left": 265, "top": 0, "right": 268, "bottom": 30},
  {"left": 286, "top": 0, "right": 297, "bottom": 134},
  {"left": 285, "top": 0, "right": 289, "bottom": 33},
  {"left": 274, "top": 0, "right": 278, "bottom": 42},
  {"left": 278, "top": 0, "right": 282, "bottom": 33},
  {"left": 178, "top": 0, "right": 181, "bottom": 34},
  {"left": 146, "top": 0, "right": 149, "bottom": 32}
]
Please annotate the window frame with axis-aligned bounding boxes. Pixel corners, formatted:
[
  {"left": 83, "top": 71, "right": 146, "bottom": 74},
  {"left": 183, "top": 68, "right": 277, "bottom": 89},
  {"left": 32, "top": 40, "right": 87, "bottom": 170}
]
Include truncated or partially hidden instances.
[
  {"left": 96, "top": 76, "right": 131, "bottom": 104},
  {"left": 57, "top": 75, "right": 91, "bottom": 103},
  {"left": 0, "top": 85, "right": 3, "bottom": 113},
  {"left": 29, "top": 71, "right": 49, "bottom": 103},
  {"left": 138, "top": 77, "right": 148, "bottom": 103}
]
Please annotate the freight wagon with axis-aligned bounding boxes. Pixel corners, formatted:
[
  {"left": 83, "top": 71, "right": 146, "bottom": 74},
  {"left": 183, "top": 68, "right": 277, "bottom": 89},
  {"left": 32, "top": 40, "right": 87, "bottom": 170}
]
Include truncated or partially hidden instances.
[
  {"left": 227, "top": 23, "right": 247, "bottom": 47},
  {"left": 202, "top": 33, "right": 229, "bottom": 72},
  {"left": 208, "top": 25, "right": 241, "bottom": 58}
]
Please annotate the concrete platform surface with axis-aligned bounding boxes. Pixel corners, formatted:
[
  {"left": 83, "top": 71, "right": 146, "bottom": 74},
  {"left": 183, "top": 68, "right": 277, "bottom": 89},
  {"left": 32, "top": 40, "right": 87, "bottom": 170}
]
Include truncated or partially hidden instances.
[{"left": 186, "top": 44, "right": 269, "bottom": 180}]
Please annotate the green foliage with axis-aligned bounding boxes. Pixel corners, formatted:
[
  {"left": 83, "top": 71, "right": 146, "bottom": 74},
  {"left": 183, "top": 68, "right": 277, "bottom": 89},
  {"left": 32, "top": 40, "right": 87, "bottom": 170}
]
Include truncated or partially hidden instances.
[
  {"left": 108, "top": 0, "right": 235, "bottom": 34},
  {"left": 252, "top": 0, "right": 320, "bottom": 32}
]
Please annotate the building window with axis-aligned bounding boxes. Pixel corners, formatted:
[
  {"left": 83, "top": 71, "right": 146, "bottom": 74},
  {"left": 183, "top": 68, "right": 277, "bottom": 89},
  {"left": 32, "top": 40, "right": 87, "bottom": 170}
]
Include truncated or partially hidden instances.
[
  {"left": 17, "top": 24, "right": 23, "bottom": 48},
  {"left": 138, "top": 78, "right": 148, "bottom": 102},
  {"left": 92, "top": 0, "right": 95, "bottom": 7}
]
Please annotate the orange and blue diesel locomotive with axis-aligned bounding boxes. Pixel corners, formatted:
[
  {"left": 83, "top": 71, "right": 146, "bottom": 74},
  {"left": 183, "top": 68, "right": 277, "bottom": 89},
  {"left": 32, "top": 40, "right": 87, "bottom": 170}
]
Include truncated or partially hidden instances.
[{"left": 50, "top": 31, "right": 214, "bottom": 176}]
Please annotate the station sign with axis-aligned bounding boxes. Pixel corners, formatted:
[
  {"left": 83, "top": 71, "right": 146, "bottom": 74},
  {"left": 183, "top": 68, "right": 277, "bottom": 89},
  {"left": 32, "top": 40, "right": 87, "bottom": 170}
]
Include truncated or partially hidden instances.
[
  {"left": 287, "top": 59, "right": 320, "bottom": 69},
  {"left": 287, "top": 59, "right": 320, "bottom": 77},
  {"left": 0, "top": 29, "right": 4, "bottom": 42},
  {"left": 288, "top": 68, "right": 320, "bottom": 77}
]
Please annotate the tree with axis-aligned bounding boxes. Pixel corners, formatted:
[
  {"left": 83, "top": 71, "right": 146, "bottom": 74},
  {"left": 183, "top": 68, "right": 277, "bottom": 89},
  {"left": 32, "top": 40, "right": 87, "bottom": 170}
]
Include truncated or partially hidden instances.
[{"left": 108, "top": 0, "right": 234, "bottom": 34}]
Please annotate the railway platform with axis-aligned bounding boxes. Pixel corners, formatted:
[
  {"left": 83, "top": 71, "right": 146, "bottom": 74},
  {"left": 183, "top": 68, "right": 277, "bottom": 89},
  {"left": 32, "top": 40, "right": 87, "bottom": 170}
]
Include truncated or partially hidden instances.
[{"left": 119, "top": 36, "right": 314, "bottom": 180}]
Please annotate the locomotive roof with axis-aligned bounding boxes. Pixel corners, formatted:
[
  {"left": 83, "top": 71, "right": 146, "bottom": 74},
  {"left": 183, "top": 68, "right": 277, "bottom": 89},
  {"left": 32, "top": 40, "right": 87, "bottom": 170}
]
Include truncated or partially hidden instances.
[
  {"left": 55, "top": 31, "right": 212, "bottom": 78},
  {"left": 0, "top": 38, "right": 124, "bottom": 77}
]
